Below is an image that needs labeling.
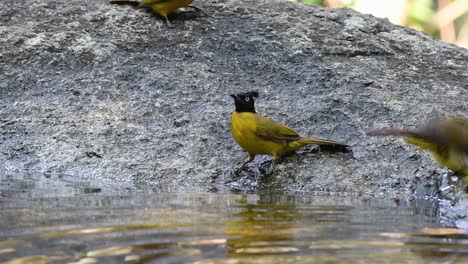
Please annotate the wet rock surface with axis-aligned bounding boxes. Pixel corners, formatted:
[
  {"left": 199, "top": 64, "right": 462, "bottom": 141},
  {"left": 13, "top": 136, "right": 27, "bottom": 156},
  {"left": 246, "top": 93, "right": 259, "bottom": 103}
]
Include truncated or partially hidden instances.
[{"left": 1, "top": 0, "right": 467, "bottom": 204}]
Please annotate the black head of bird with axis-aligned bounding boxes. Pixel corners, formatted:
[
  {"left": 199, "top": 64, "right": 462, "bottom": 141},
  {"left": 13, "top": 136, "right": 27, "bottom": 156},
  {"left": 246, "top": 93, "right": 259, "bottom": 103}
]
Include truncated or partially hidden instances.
[{"left": 230, "top": 91, "right": 259, "bottom": 113}]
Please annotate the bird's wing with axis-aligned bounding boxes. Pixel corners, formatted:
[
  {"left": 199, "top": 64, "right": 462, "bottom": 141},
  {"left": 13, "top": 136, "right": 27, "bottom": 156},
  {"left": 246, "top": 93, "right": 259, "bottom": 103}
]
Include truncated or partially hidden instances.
[{"left": 254, "top": 115, "right": 300, "bottom": 142}]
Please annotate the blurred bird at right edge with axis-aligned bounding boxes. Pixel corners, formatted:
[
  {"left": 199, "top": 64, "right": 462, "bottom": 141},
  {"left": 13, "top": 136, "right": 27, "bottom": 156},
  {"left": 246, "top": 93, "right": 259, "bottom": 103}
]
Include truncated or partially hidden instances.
[{"left": 367, "top": 117, "right": 468, "bottom": 178}]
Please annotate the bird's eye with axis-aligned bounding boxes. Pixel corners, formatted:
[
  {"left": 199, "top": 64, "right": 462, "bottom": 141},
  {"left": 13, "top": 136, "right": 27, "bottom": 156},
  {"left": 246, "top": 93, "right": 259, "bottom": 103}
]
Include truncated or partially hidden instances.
[{"left": 245, "top": 97, "right": 250, "bottom": 101}]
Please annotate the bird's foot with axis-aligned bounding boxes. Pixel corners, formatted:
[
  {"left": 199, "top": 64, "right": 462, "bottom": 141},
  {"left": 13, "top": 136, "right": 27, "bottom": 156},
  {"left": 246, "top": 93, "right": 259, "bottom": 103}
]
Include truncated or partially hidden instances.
[
  {"left": 233, "top": 167, "right": 245, "bottom": 177},
  {"left": 231, "top": 162, "right": 251, "bottom": 177},
  {"left": 164, "top": 17, "right": 174, "bottom": 28},
  {"left": 259, "top": 159, "right": 276, "bottom": 177}
]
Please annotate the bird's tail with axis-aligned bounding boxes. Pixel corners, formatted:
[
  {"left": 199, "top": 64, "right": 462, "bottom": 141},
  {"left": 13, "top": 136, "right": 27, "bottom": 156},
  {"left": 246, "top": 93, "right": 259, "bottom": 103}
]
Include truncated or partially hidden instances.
[
  {"left": 298, "top": 137, "right": 350, "bottom": 152},
  {"left": 109, "top": 0, "right": 140, "bottom": 7},
  {"left": 366, "top": 128, "right": 414, "bottom": 137},
  {"left": 298, "top": 136, "right": 347, "bottom": 147}
]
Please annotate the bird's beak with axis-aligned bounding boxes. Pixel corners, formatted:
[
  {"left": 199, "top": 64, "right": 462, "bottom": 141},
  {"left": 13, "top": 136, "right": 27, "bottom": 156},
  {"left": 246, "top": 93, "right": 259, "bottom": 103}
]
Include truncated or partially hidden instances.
[{"left": 230, "top": 94, "right": 237, "bottom": 100}]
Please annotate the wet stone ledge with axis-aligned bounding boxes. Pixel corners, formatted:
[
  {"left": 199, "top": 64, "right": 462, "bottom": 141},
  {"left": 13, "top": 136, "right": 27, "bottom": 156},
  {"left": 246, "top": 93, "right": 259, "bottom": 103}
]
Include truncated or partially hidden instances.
[{"left": 0, "top": 0, "right": 467, "bottom": 200}]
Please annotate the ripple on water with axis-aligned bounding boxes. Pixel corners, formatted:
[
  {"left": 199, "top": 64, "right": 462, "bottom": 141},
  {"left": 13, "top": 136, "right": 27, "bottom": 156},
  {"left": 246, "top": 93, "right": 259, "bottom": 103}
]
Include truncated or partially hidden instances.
[{"left": 1, "top": 191, "right": 468, "bottom": 263}]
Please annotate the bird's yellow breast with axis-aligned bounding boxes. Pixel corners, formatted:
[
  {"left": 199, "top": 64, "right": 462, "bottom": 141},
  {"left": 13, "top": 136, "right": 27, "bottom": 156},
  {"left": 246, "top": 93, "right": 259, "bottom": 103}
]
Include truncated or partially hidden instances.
[{"left": 230, "top": 112, "right": 296, "bottom": 158}]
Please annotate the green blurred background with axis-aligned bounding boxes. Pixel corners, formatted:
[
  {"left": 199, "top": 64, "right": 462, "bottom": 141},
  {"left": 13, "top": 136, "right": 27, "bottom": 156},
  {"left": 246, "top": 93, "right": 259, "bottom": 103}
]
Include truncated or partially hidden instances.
[{"left": 291, "top": 0, "right": 468, "bottom": 48}]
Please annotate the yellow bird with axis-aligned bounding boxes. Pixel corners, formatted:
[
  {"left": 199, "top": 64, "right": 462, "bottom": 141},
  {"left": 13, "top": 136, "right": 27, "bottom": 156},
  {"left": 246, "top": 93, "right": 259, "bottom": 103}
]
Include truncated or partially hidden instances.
[
  {"left": 110, "top": 0, "right": 195, "bottom": 25},
  {"left": 367, "top": 117, "right": 468, "bottom": 177},
  {"left": 230, "top": 91, "right": 349, "bottom": 168}
]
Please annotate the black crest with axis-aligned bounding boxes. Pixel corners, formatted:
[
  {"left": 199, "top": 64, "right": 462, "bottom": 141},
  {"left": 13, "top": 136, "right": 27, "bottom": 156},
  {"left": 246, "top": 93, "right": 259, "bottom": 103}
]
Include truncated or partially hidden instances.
[{"left": 230, "top": 91, "right": 259, "bottom": 113}]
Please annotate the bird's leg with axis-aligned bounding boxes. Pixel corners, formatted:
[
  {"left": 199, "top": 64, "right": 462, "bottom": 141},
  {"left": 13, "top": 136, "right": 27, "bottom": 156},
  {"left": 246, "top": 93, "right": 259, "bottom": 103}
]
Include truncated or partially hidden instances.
[
  {"left": 163, "top": 16, "right": 174, "bottom": 28},
  {"left": 265, "top": 155, "right": 286, "bottom": 176},
  {"left": 232, "top": 154, "right": 255, "bottom": 177},
  {"left": 241, "top": 154, "right": 255, "bottom": 168},
  {"left": 265, "top": 158, "right": 278, "bottom": 176}
]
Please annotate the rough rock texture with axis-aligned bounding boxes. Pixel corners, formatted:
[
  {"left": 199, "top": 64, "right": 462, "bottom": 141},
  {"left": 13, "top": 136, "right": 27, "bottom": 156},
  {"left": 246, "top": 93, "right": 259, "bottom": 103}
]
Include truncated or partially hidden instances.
[{"left": 1, "top": 0, "right": 467, "bottom": 201}]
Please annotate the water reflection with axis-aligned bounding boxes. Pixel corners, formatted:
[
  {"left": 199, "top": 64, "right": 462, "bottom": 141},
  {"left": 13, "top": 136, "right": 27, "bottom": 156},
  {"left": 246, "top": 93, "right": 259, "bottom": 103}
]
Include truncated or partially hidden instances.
[
  {"left": 1, "top": 191, "right": 467, "bottom": 263},
  {"left": 225, "top": 196, "right": 300, "bottom": 256}
]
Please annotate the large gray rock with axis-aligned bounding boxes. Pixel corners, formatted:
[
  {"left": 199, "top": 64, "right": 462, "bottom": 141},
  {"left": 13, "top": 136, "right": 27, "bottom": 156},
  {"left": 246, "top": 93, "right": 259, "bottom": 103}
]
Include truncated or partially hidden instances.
[{"left": 1, "top": 0, "right": 467, "bottom": 199}]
